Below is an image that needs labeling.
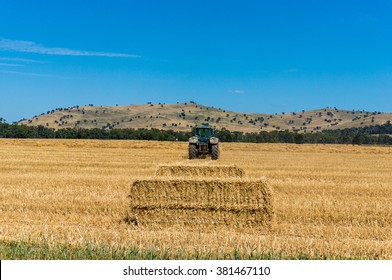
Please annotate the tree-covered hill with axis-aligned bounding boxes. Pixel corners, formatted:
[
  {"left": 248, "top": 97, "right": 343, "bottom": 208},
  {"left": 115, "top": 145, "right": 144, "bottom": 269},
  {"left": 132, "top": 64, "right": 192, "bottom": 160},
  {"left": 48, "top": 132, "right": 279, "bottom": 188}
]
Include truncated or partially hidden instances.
[{"left": 18, "top": 102, "right": 392, "bottom": 133}]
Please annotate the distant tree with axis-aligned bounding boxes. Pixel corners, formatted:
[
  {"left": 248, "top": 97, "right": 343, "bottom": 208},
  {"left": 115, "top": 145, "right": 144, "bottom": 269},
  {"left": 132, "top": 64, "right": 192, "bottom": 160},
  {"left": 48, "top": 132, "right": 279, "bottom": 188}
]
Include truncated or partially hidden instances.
[
  {"left": 294, "top": 133, "right": 304, "bottom": 144},
  {"left": 352, "top": 133, "right": 363, "bottom": 145}
]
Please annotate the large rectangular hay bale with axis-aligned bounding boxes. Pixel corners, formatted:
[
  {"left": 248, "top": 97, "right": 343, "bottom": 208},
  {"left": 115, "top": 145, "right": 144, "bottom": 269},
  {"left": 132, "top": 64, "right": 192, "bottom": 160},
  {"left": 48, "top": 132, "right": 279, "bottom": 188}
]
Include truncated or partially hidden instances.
[
  {"left": 156, "top": 165, "right": 245, "bottom": 178},
  {"left": 129, "top": 178, "right": 273, "bottom": 229}
]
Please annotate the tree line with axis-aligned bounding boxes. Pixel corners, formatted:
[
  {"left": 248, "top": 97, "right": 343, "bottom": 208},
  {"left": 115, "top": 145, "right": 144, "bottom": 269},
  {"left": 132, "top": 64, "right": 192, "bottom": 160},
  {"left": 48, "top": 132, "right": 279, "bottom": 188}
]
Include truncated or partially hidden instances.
[{"left": 1, "top": 122, "right": 392, "bottom": 145}]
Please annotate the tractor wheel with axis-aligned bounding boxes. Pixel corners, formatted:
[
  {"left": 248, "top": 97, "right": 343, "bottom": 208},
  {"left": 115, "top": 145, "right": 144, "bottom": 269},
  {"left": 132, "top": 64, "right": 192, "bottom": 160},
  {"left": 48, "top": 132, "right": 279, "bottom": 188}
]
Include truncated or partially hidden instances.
[
  {"left": 211, "top": 144, "right": 219, "bottom": 160},
  {"left": 189, "top": 144, "right": 197, "bottom": 159}
]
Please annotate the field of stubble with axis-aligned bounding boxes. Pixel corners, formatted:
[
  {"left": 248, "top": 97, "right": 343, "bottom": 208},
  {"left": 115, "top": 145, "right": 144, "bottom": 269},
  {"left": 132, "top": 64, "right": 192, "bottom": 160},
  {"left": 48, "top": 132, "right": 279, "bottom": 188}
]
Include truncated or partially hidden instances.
[{"left": 0, "top": 139, "right": 391, "bottom": 259}]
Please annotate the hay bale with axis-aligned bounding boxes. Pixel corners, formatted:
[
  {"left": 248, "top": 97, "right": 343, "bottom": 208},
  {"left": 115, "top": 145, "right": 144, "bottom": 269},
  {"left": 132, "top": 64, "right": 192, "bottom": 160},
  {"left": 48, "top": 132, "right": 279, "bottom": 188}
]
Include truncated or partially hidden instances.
[
  {"left": 129, "top": 178, "right": 273, "bottom": 230},
  {"left": 156, "top": 165, "right": 245, "bottom": 178}
]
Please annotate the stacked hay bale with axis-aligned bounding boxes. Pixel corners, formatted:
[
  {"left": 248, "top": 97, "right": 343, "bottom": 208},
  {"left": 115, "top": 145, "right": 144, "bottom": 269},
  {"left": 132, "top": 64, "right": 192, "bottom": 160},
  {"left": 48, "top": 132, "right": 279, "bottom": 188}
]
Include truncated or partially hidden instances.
[
  {"left": 129, "top": 163, "right": 273, "bottom": 231},
  {"left": 156, "top": 164, "right": 245, "bottom": 178}
]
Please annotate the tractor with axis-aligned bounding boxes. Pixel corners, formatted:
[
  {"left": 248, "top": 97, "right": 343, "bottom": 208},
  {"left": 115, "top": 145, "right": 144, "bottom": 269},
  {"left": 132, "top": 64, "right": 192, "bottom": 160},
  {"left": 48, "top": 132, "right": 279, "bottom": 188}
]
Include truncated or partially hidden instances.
[{"left": 188, "top": 124, "right": 220, "bottom": 160}]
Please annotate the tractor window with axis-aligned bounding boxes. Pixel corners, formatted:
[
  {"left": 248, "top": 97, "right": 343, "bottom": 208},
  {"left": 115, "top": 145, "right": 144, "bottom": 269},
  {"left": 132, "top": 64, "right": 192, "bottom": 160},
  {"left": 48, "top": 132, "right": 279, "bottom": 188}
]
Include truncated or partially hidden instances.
[{"left": 196, "top": 128, "right": 211, "bottom": 138}]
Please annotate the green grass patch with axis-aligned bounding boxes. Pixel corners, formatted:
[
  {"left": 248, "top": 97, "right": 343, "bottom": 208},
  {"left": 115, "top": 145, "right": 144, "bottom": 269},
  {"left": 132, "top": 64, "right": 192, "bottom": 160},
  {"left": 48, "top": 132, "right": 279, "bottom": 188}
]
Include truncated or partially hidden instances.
[{"left": 0, "top": 240, "right": 361, "bottom": 260}]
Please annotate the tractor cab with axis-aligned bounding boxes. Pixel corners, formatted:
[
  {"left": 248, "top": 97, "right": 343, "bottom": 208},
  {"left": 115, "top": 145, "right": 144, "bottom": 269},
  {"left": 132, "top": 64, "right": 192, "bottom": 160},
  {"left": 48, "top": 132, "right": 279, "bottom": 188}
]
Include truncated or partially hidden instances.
[{"left": 194, "top": 125, "right": 215, "bottom": 140}]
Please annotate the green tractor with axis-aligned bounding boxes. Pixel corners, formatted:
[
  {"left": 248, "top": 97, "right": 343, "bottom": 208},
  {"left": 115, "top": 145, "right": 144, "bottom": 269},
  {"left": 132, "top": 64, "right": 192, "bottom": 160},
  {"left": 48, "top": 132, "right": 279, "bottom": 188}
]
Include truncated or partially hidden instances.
[{"left": 188, "top": 125, "right": 220, "bottom": 160}]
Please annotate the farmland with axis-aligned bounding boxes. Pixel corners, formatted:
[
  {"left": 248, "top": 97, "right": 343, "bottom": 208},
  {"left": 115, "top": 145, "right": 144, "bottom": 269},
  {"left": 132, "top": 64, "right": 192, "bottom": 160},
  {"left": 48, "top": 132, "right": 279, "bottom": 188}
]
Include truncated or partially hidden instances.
[{"left": 1, "top": 139, "right": 392, "bottom": 259}]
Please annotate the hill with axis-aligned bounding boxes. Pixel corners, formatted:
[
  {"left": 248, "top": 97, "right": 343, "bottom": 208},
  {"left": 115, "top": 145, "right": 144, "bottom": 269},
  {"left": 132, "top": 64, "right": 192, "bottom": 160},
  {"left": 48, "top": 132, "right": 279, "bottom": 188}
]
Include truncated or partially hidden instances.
[{"left": 18, "top": 102, "right": 392, "bottom": 133}]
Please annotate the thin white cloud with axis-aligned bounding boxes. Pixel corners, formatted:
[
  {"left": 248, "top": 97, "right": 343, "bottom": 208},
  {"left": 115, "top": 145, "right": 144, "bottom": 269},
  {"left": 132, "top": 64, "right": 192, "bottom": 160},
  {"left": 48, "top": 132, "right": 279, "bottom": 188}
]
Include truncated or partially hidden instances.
[
  {"left": 0, "top": 37, "right": 141, "bottom": 58},
  {"left": 229, "top": 89, "right": 246, "bottom": 94},
  {"left": 0, "top": 70, "right": 62, "bottom": 78},
  {"left": 0, "top": 63, "right": 23, "bottom": 67},
  {"left": 0, "top": 57, "right": 47, "bottom": 63}
]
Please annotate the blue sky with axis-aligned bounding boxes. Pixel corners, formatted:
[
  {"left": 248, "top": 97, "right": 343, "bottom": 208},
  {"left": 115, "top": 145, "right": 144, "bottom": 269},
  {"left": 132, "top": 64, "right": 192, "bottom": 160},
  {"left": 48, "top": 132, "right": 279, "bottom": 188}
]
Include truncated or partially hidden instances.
[{"left": 1, "top": 0, "right": 392, "bottom": 122}]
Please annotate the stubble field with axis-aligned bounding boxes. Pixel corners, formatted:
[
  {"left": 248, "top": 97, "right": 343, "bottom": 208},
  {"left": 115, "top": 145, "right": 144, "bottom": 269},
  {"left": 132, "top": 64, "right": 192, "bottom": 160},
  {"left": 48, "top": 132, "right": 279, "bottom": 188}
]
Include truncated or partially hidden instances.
[{"left": 0, "top": 139, "right": 391, "bottom": 259}]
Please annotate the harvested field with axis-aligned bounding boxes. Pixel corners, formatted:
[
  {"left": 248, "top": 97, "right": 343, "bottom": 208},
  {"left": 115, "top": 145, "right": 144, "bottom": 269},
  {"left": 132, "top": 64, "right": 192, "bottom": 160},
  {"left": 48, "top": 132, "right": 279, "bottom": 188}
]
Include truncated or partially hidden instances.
[
  {"left": 1, "top": 139, "right": 392, "bottom": 259},
  {"left": 156, "top": 163, "right": 245, "bottom": 178},
  {"left": 129, "top": 177, "right": 272, "bottom": 229}
]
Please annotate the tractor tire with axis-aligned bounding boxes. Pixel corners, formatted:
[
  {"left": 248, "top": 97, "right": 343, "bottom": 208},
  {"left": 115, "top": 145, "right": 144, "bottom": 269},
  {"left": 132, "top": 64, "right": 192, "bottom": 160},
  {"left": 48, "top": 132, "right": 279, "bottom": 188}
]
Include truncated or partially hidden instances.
[
  {"left": 211, "top": 144, "right": 220, "bottom": 160},
  {"left": 189, "top": 144, "right": 197, "bottom": 159}
]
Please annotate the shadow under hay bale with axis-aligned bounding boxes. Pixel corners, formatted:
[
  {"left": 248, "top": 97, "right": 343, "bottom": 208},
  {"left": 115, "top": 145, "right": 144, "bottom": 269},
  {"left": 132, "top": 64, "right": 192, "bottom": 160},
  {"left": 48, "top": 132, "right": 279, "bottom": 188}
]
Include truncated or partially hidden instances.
[{"left": 129, "top": 178, "right": 273, "bottom": 231}]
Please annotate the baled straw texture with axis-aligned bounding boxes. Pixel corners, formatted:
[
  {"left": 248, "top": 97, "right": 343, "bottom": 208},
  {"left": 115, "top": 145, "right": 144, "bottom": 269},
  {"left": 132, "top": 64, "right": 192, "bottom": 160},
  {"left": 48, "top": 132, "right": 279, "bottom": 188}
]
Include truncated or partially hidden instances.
[
  {"left": 129, "top": 177, "right": 273, "bottom": 230},
  {"left": 156, "top": 164, "right": 245, "bottom": 178}
]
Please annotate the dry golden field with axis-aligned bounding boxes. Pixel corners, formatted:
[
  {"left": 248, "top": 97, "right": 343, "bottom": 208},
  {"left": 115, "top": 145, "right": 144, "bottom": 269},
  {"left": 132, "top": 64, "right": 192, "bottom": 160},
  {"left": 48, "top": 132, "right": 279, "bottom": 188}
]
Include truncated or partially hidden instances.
[{"left": 1, "top": 139, "right": 392, "bottom": 259}]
